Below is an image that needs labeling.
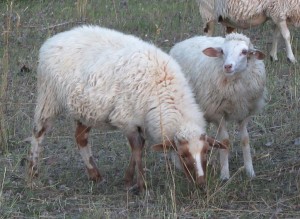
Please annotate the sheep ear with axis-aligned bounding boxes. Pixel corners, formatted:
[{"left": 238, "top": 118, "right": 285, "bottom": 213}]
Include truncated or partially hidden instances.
[
  {"left": 151, "top": 140, "right": 176, "bottom": 151},
  {"left": 249, "top": 49, "right": 265, "bottom": 60},
  {"left": 200, "top": 134, "right": 228, "bottom": 149},
  {"left": 202, "top": 47, "right": 223, "bottom": 57}
]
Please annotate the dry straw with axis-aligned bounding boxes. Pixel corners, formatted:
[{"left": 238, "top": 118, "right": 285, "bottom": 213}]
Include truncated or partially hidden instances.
[{"left": 0, "top": 1, "right": 14, "bottom": 152}]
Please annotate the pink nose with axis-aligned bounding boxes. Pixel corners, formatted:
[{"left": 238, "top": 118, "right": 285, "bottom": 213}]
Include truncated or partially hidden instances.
[{"left": 224, "top": 64, "right": 232, "bottom": 72}]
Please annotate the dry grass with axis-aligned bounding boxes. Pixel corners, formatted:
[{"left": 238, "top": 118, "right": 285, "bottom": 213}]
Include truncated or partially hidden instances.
[{"left": 0, "top": 0, "right": 299, "bottom": 218}]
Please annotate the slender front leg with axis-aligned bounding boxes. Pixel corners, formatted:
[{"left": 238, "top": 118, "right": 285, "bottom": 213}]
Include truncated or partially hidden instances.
[
  {"left": 239, "top": 118, "right": 255, "bottom": 178},
  {"left": 217, "top": 119, "right": 230, "bottom": 180},
  {"left": 75, "top": 121, "right": 102, "bottom": 182},
  {"left": 278, "top": 21, "right": 296, "bottom": 63},
  {"left": 124, "top": 128, "right": 145, "bottom": 191},
  {"left": 270, "top": 25, "right": 281, "bottom": 62}
]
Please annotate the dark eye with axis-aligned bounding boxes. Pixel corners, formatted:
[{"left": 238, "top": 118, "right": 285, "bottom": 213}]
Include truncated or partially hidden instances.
[{"left": 241, "top": 49, "right": 248, "bottom": 55}]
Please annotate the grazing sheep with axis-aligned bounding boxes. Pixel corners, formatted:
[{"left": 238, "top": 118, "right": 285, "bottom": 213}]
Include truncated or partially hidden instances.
[
  {"left": 196, "top": 0, "right": 299, "bottom": 63},
  {"left": 170, "top": 33, "right": 267, "bottom": 180},
  {"left": 28, "top": 25, "right": 226, "bottom": 191}
]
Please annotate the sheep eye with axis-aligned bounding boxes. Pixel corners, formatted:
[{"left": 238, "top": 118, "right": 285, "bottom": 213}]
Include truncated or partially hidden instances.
[{"left": 241, "top": 49, "right": 248, "bottom": 55}]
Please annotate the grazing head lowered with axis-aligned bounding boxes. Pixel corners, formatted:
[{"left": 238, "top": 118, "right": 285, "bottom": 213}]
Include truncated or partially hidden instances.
[{"left": 152, "top": 124, "right": 227, "bottom": 186}]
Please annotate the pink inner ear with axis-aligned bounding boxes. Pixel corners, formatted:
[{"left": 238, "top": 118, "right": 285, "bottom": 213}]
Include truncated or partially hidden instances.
[
  {"left": 202, "top": 47, "right": 222, "bottom": 57},
  {"left": 200, "top": 134, "right": 228, "bottom": 150},
  {"left": 249, "top": 50, "right": 266, "bottom": 60},
  {"left": 255, "top": 51, "right": 266, "bottom": 60}
]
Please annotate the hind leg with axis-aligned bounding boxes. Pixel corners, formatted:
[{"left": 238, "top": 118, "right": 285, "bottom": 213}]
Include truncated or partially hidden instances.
[
  {"left": 277, "top": 21, "right": 296, "bottom": 63},
  {"left": 75, "top": 121, "right": 102, "bottom": 182},
  {"left": 270, "top": 25, "right": 281, "bottom": 62},
  {"left": 28, "top": 118, "right": 52, "bottom": 178},
  {"left": 28, "top": 88, "right": 61, "bottom": 179},
  {"left": 204, "top": 20, "right": 215, "bottom": 36}
]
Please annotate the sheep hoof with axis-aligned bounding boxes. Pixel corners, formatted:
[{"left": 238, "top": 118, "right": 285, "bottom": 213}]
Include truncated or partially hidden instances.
[
  {"left": 87, "top": 168, "right": 103, "bottom": 183},
  {"left": 220, "top": 174, "right": 230, "bottom": 182},
  {"left": 126, "top": 183, "right": 141, "bottom": 195},
  {"left": 270, "top": 56, "right": 278, "bottom": 62},
  {"left": 125, "top": 180, "right": 145, "bottom": 195},
  {"left": 287, "top": 57, "right": 297, "bottom": 63},
  {"left": 28, "top": 161, "right": 39, "bottom": 178},
  {"left": 196, "top": 182, "right": 206, "bottom": 191},
  {"left": 247, "top": 171, "right": 256, "bottom": 179}
]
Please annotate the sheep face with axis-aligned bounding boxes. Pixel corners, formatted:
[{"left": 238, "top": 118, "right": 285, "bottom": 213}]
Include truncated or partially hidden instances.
[
  {"left": 175, "top": 137, "right": 208, "bottom": 185},
  {"left": 152, "top": 134, "right": 227, "bottom": 186},
  {"left": 202, "top": 40, "right": 265, "bottom": 76}
]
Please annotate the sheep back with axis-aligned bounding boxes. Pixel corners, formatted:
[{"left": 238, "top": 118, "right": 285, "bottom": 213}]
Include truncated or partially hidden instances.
[{"left": 215, "top": 0, "right": 267, "bottom": 19}]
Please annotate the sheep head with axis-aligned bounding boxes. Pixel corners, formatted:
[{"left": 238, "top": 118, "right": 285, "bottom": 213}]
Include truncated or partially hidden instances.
[
  {"left": 152, "top": 134, "right": 227, "bottom": 186},
  {"left": 202, "top": 33, "right": 265, "bottom": 76}
]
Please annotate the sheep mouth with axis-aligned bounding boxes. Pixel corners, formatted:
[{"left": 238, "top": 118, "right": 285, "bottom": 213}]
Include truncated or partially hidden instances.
[{"left": 223, "top": 70, "right": 235, "bottom": 76}]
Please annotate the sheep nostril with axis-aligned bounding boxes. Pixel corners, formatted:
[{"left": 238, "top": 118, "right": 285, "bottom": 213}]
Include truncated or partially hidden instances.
[{"left": 224, "top": 64, "right": 232, "bottom": 71}]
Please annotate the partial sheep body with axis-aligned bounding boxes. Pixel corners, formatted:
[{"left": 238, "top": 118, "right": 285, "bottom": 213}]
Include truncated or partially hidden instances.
[
  {"left": 197, "top": 0, "right": 299, "bottom": 62},
  {"left": 170, "top": 33, "right": 267, "bottom": 180},
  {"left": 29, "top": 25, "right": 226, "bottom": 191},
  {"left": 196, "top": 0, "right": 216, "bottom": 36}
]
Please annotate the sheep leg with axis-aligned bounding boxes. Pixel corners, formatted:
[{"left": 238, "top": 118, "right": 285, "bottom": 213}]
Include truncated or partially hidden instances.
[
  {"left": 28, "top": 89, "right": 62, "bottom": 179},
  {"left": 204, "top": 21, "right": 215, "bottom": 37},
  {"left": 28, "top": 119, "right": 52, "bottom": 178},
  {"left": 270, "top": 25, "right": 281, "bottom": 62},
  {"left": 125, "top": 129, "right": 145, "bottom": 191},
  {"left": 239, "top": 118, "right": 255, "bottom": 178},
  {"left": 75, "top": 121, "right": 102, "bottom": 182},
  {"left": 217, "top": 119, "right": 230, "bottom": 180},
  {"left": 277, "top": 21, "right": 296, "bottom": 63}
]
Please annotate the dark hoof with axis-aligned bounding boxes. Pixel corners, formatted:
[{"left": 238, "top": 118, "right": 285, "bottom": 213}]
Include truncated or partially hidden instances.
[
  {"left": 125, "top": 178, "right": 134, "bottom": 189},
  {"left": 87, "top": 168, "right": 103, "bottom": 182},
  {"left": 127, "top": 184, "right": 141, "bottom": 195},
  {"left": 270, "top": 56, "right": 277, "bottom": 62}
]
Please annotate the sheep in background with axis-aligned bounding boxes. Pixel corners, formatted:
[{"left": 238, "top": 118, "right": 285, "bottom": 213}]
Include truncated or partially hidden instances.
[
  {"left": 170, "top": 33, "right": 267, "bottom": 180},
  {"left": 28, "top": 25, "right": 226, "bottom": 191},
  {"left": 196, "top": 0, "right": 299, "bottom": 63},
  {"left": 195, "top": 0, "right": 216, "bottom": 36}
]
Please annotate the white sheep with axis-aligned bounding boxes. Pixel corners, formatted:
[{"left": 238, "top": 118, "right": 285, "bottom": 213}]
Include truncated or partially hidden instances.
[
  {"left": 196, "top": 0, "right": 299, "bottom": 63},
  {"left": 28, "top": 25, "right": 226, "bottom": 191},
  {"left": 170, "top": 33, "right": 267, "bottom": 180}
]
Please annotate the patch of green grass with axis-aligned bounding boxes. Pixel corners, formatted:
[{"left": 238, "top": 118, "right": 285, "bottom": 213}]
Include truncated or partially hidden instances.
[{"left": 0, "top": 0, "right": 299, "bottom": 218}]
